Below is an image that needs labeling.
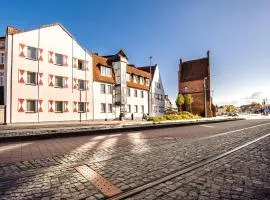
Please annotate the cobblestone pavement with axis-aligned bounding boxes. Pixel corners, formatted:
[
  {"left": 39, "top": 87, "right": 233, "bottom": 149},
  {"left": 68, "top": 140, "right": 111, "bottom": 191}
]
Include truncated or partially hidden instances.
[{"left": 0, "top": 119, "right": 269, "bottom": 199}]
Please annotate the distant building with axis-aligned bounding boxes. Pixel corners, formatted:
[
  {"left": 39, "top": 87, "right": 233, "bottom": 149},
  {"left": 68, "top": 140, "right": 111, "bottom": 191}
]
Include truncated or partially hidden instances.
[
  {"left": 164, "top": 95, "right": 176, "bottom": 113},
  {"left": 178, "top": 51, "right": 215, "bottom": 117},
  {"left": 92, "top": 51, "right": 150, "bottom": 120},
  {"left": 0, "top": 37, "right": 4, "bottom": 105},
  {"left": 138, "top": 65, "right": 165, "bottom": 116}
]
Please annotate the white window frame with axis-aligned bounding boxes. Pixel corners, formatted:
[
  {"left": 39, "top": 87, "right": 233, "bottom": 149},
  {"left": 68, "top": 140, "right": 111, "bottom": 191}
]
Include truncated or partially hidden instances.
[
  {"left": 141, "top": 90, "right": 144, "bottom": 98},
  {"left": 55, "top": 53, "right": 64, "bottom": 66},
  {"left": 100, "top": 84, "right": 106, "bottom": 94},
  {"left": 107, "top": 85, "right": 113, "bottom": 94},
  {"left": 55, "top": 76, "right": 63, "bottom": 88},
  {"left": 0, "top": 53, "right": 4, "bottom": 64},
  {"left": 140, "top": 77, "right": 145, "bottom": 85},
  {"left": 78, "top": 59, "right": 85, "bottom": 70},
  {"left": 108, "top": 104, "right": 112, "bottom": 113},
  {"left": 134, "top": 105, "right": 138, "bottom": 113},
  {"left": 101, "top": 103, "right": 106, "bottom": 113},
  {"left": 78, "top": 102, "right": 86, "bottom": 113},
  {"left": 78, "top": 79, "right": 85, "bottom": 90},
  {"left": 127, "top": 88, "right": 131, "bottom": 97},
  {"left": 101, "top": 66, "right": 112, "bottom": 77},
  {"left": 27, "top": 46, "right": 38, "bottom": 60},
  {"left": 134, "top": 89, "right": 138, "bottom": 97},
  {"left": 127, "top": 105, "right": 131, "bottom": 113},
  {"left": 26, "top": 100, "right": 37, "bottom": 113},
  {"left": 26, "top": 71, "right": 37, "bottom": 85},
  {"left": 55, "top": 101, "right": 64, "bottom": 113}
]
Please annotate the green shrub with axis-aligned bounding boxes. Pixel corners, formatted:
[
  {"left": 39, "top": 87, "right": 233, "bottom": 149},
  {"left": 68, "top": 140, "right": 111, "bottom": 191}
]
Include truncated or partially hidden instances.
[{"left": 149, "top": 112, "right": 200, "bottom": 122}]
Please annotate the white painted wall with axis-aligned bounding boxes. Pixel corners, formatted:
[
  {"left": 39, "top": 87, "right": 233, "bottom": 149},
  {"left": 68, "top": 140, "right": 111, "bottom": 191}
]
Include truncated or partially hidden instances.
[
  {"left": 150, "top": 65, "right": 165, "bottom": 116},
  {"left": 5, "top": 24, "right": 93, "bottom": 123}
]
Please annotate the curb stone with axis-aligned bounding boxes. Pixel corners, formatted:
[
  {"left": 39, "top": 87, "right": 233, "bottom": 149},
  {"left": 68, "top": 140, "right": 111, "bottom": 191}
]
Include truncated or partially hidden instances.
[{"left": 0, "top": 118, "right": 244, "bottom": 143}]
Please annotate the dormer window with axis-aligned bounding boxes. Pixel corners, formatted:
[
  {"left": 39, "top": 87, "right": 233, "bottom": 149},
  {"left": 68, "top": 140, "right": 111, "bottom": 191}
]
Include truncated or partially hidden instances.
[
  {"left": 140, "top": 77, "right": 145, "bottom": 85},
  {"left": 101, "top": 66, "right": 112, "bottom": 77},
  {"left": 126, "top": 73, "right": 131, "bottom": 81},
  {"left": 133, "top": 75, "right": 139, "bottom": 83}
]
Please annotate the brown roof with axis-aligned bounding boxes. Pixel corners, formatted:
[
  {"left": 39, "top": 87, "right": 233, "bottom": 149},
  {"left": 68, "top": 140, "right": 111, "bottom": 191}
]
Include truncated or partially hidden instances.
[
  {"left": 180, "top": 57, "right": 209, "bottom": 82},
  {"left": 127, "top": 65, "right": 151, "bottom": 79},
  {"left": 138, "top": 65, "right": 157, "bottom": 77},
  {"left": 92, "top": 54, "right": 115, "bottom": 84}
]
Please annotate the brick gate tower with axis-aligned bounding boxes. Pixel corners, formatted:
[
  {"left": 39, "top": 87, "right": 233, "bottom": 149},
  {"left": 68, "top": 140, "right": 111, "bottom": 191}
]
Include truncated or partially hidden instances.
[{"left": 178, "top": 51, "right": 215, "bottom": 117}]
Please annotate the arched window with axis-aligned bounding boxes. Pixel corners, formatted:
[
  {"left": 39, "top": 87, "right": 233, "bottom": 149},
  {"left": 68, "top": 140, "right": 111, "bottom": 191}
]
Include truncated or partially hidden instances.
[{"left": 184, "top": 86, "right": 188, "bottom": 93}]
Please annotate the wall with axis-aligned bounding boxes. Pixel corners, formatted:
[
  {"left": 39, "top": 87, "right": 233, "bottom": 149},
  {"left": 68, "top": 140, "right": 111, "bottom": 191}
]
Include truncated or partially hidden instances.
[{"left": 5, "top": 25, "right": 93, "bottom": 123}]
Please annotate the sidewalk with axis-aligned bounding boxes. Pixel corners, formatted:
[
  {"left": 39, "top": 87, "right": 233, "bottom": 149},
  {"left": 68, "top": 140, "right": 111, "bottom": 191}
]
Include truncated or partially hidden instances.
[{"left": 0, "top": 117, "right": 244, "bottom": 142}]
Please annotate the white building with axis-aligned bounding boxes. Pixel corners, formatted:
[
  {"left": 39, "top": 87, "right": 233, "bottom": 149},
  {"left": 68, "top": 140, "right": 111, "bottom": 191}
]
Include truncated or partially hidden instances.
[
  {"left": 92, "top": 51, "right": 150, "bottom": 120},
  {"left": 3, "top": 23, "right": 92, "bottom": 123},
  {"left": 139, "top": 65, "right": 166, "bottom": 116},
  {"left": 0, "top": 37, "right": 4, "bottom": 105}
]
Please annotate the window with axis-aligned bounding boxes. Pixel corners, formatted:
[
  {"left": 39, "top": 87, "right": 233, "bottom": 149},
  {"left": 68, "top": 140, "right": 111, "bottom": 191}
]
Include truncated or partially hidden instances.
[
  {"left": 78, "top": 79, "right": 85, "bottom": 90},
  {"left": 133, "top": 75, "right": 138, "bottom": 83},
  {"left": 78, "top": 59, "right": 84, "bottom": 70},
  {"left": 26, "top": 100, "right": 36, "bottom": 112},
  {"left": 134, "top": 89, "right": 138, "bottom": 97},
  {"left": 0, "top": 53, "right": 4, "bottom": 64},
  {"left": 101, "top": 103, "right": 106, "bottom": 113},
  {"left": 127, "top": 105, "right": 131, "bottom": 113},
  {"left": 127, "top": 88, "right": 131, "bottom": 97},
  {"left": 0, "top": 76, "right": 3, "bottom": 86},
  {"left": 126, "top": 73, "right": 130, "bottom": 81},
  {"left": 27, "top": 46, "right": 37, "bottom": 60},
  {"left": 141, "top": 105, "right": 144, "bottom": 113},
  {"left": 107, "top": 85, "right": 113, "bottom": 94},
  {"left": 0, "top": 41, "right": 4, "bottom": 48},
  {"left": 55, "top": 101, "right": 63, "bottom": 112},
  {"left": 184, "top": 86, "right": 188, "bottom": 93},
  {"left": 78, "top": 102, "right": 86, "bottom": 113},
  {"left": 141, "top": 90, "right": 144, "bottom": 98},
  {"left": 55, "top": 53, "right": 63, "bottom": 65},
  {"left": 55, "top": 76, "right": 63, "bottom": 88},
  {"left": 108, "top": 104, "right": 112, "bottom": 113},
  {"left": 156, "top": 82, "right": 161, "bottom": 89},
  {"left": 140, "top": 77, "right": 145, "bottom": 85},
  {"left": 100, "top": 66, "right": 112, "bottom": 77},
  {"left": 134, "top": 105, "right": 138, "bottom": 113},
  {"left": 146, "top": 79, "right": 150, "bottom": 85},
  {"left": 100, "top": 84, "right": 106, "bottom": 94},
  {"left": 27, "top": 72, "right": 36, "bottom": 85}
]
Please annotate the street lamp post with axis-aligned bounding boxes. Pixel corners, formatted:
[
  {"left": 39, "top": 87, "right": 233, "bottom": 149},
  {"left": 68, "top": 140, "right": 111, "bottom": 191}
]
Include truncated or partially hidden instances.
[
  {"left": 204, "top": 77, "right": 208, "bottom": 118},
  {"left": 149, "top": 56, "right": 153, "bottom": 116}
]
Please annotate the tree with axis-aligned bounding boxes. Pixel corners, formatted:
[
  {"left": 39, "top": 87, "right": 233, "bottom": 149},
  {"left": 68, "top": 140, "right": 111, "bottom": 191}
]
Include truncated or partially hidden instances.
[
  {"left": 185, "top": 94, "right": 194, "bottom": 112},
  {"left": 176, "top": 94, "right": 185, "bottom": 111},
  {"left": 226, "top": 105, "right": 237, "bottom": 113}
]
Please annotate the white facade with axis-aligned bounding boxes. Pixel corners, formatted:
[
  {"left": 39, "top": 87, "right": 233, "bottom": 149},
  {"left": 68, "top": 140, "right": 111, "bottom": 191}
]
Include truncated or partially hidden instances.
[
  {"left": 92, "top": 53, "right": 149, "bottom": 120},
  {"left": 4, "top": 24, "right": 93, "bottom": 123},
  {"left": 149, "top": 65, "right": 165, "bottom": 116}
]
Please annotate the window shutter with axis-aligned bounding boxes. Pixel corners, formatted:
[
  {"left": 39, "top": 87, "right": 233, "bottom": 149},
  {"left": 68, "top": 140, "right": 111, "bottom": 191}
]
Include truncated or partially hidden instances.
[
  {"left": 48, "top": 51, "right": 54, "bottom": 64},
  {"left": 18, "top": 98, "right": 25, "bottom": 112},
  {"left": 48, "top": 74, "right": 54, "bottom": 86},
  {"left": 73, "top": 101, "right": 78, "bottom": 112},
  {"left": 64, "top": 101, "right": 69, "bottom": 112},
  {"left": 73, "top": 58, "right": 77, "bottom": 68},
  {"left": 73, "top": 78, "right": 78, "bottom": 89},
  {"left": 38, "top": 99, "right": 43, "bottom": 112},
  {"left": 38, "top": 48, "right": 43, "bottom": 61},
  {"left": 64, "top": 77, "right": 68, "bottom": 88},
  {"left": 86, "top": 102, "right": 89, "bottom": 112},
  {"left": 48, "top": 100, "right": 55, "bottom": 112},
  {"left": 64, "top": 55, "right": 68, "bottom": 66},
  {"left": 19, "top": 43, "right": 26, "bottom": 58},
  {"left": 18, "top": 69, "right": 26, "bottom": 83},
  {"left": 38, "top": 72, "right": 43, "bottom": 85}
]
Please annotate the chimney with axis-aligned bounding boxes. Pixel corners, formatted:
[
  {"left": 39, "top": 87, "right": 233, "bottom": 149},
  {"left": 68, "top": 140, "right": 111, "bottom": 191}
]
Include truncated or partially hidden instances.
[{"left": 207, "top": 50, "right": 210, "bottom": 59}]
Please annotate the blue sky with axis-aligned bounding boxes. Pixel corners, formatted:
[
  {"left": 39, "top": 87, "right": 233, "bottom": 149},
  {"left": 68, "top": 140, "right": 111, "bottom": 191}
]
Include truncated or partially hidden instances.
[{"left": 1, "top": 0, "right": 270, "bottom": 106}]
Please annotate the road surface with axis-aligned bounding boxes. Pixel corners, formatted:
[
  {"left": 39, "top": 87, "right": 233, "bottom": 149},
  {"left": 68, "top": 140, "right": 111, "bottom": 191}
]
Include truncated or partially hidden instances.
[{"left": 0, "top": 119, "right": 269, "bottom": 199}]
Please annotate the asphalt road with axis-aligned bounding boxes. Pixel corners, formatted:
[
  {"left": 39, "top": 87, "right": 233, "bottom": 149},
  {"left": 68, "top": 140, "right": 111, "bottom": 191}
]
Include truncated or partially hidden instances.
[{"left": 0, "top": 119, "right": 269, "bottom": 200}]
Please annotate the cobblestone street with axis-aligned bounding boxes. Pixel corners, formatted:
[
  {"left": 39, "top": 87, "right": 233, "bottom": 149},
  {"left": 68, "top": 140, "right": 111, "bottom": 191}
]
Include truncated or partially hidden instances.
[{"left": 0, "top": 119, "right": 269, "bottom": 200}]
